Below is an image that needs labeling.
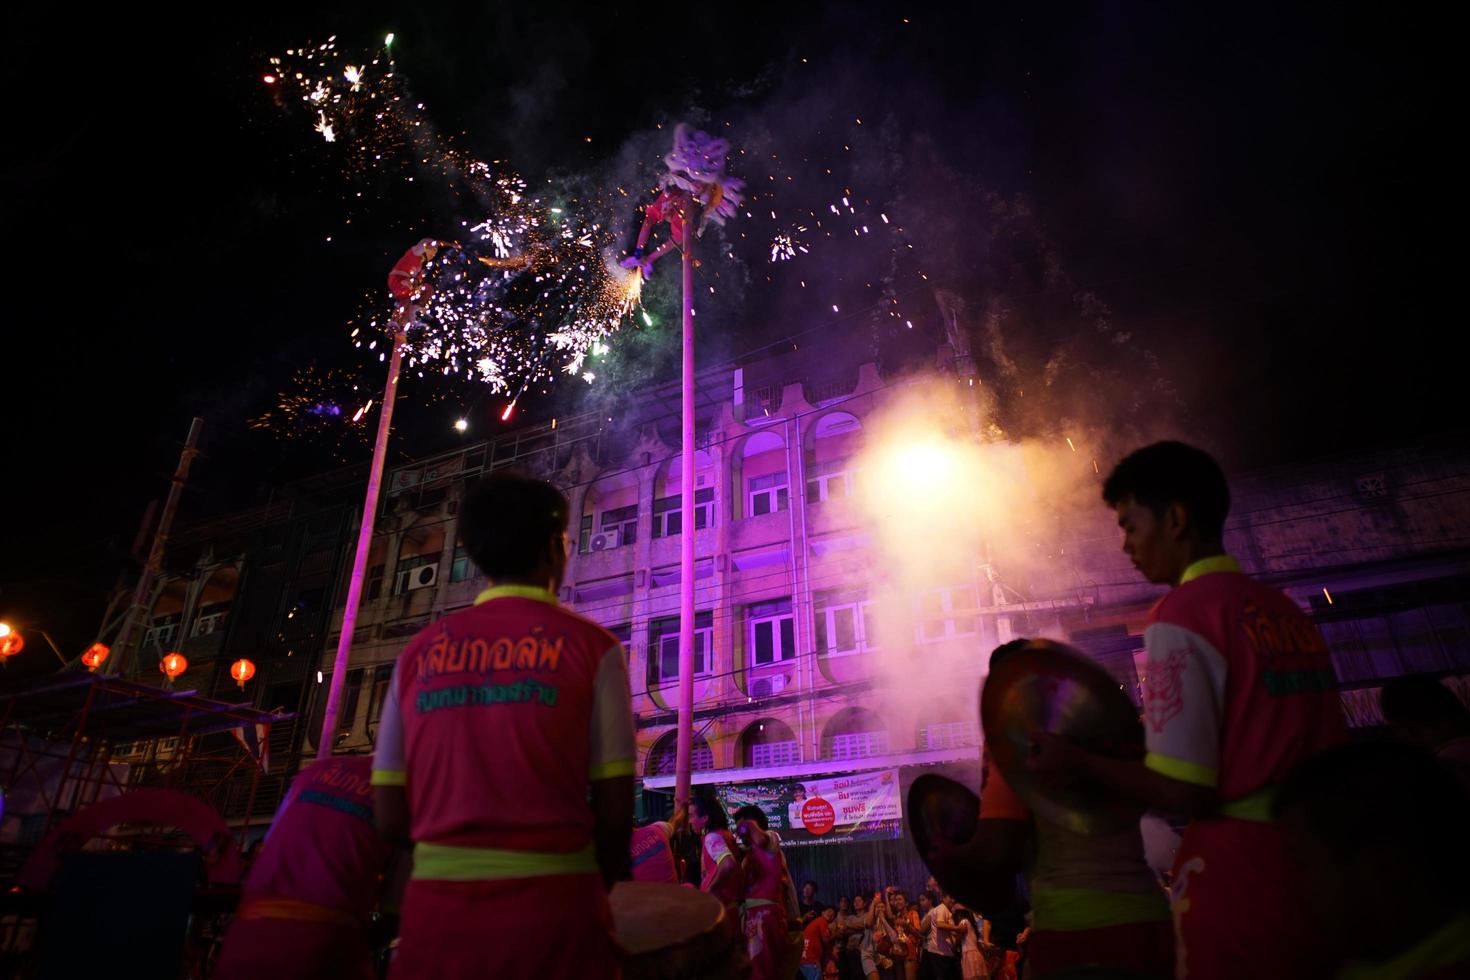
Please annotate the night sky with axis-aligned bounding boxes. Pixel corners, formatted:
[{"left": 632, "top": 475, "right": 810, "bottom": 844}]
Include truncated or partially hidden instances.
[{"left": 0, "top": 3, "right": 1446, "bottom": 657}]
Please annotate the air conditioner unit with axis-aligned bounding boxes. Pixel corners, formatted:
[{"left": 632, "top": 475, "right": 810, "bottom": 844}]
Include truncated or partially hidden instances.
[
  {"left": 589, "top": 528, "right": 622, "bottom": 552},
  {"left": 407, "top": 563, "right": 439, "bottom": 590},
  {"left": 751, "top": 675, "right": 787, "bottom": 699}
]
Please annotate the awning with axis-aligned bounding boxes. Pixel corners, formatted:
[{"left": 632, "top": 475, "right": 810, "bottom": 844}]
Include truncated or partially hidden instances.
[{"left": 639, "top": 744, "right": 980, "bottom": 790}]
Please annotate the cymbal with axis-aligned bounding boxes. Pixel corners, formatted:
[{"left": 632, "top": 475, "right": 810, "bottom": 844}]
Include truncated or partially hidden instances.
[
  {"left": 907, "top": 774, "right": 980, "bottom": 862},
  {"left": 980, "top": 639, "right": 1145, "bottom": 836},
  {"left": 906, "top": 774, "right": 1022, "bottom": 914}
]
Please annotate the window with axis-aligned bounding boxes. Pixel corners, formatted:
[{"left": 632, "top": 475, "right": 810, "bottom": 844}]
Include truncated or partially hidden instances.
[
  {"left": 806, "top": 458, "right": 853, "bottom": 502},
  {"left": 815, "top": 591, "right": 876, "bottom": 656},
  {"left": 748, "top": 472, "right": 789, "bottom": 517},
  {"left": 450, "top": 542, "right": 474, "bottom": 582},
  {"left": 578, "top": 513, "right": 594, "bottom": 554},
  {"left": 652, "top": 487, "right": 715, "bottom": 537},
  {"left": 749, "top": 598, "right": 796, "bottom": 665},
  {"left": 919, "top": 586, "right": 979, "bottom": 641},
  {"left": 920, "top": 720, "right": 980, "bottom": 750},
  {"left": 339, "top": 669, "right": 365, "bottom": 729},
  {"left": 651, "top": 612, "right": 713, "bottom": 681},
  {"left": 366, "top": 563, "right": 385, "bottom": 601},
  {"left": 827, "top": 730, "right": 889, "bottom": 760},
  {"left": 366, "top": 664, "right": 395, "bottom": 732},
  {"left": 750, "top": 740, "right": 801, "bottom": 768},
  {"left": 596, "top": 504, "right": 638, "bottom": 547},
  {"left": 144, "top": 618, "right": 179, "bottom": 650},
  {"left": 393, "top": 554, "right": 437, "bottom": 595},
  {"left": 647, "top": 736, "right": 714, "bottom": 777}
]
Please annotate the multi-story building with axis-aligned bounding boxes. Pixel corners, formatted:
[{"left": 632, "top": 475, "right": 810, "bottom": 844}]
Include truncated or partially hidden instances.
[
  {"left": 102, "top": 467, "right": 364, "bottom": 827},
  {"left": 304, "top": 344, "right": 1470, "bottom": 894}
]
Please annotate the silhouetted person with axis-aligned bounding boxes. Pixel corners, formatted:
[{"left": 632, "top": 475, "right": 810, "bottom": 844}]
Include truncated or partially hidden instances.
[
  {"left": 1028, "top": 441, "right": 1346, "bottom": 979},
  {"left": 1380, "top": 673, "right": 1470, "bottom": 788},
  {"left": 1275, "top": 741, "right": 1470, "bottom": 978}
]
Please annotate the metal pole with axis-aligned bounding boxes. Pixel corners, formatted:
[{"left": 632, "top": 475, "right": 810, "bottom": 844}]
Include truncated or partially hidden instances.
[
  {"left": 112, "top": 418, "right": 203, "bottom": 677},
  {"left": 675, "top": 216, "right": 696, "bottom": 813},
  {"left": 318, "top": 324, "right": 407, "bottom": 759}
]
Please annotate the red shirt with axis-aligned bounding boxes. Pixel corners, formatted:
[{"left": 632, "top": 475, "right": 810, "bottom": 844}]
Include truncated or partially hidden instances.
[
  {"left": 372, "top": 586, "right": 634, "bottom": 860},
  {"left": 243, "top": 755, "right": 388, "bottom": 921},
  {"left": 802, "top": 916, "right": 832, "bottom": 964},
  {"left": 629, "top": 821, "right": 678, "bottom": 885},
  {"left": 700, "top": 829, "right": 745, "bottom": 907},
  {"left": 743, "top": 837, "right": 786, "bottom": 908},
  {"left": 1141, "top": 556, "right": 1346, "bottom": 803}
]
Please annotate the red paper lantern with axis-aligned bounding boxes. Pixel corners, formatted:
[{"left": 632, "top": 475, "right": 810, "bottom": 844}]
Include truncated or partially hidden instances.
[
  {"left": 81, "top": 642, "right": 110, "bottom": 671},
  {"left": 160, "top": 652, "right": 188, "bottom": 680},
  {"left": 230, "top": 658, "right": 256, "bottom": 688},
  {"left": 0, "top": 625, "right": 24, "bottom": 660}
]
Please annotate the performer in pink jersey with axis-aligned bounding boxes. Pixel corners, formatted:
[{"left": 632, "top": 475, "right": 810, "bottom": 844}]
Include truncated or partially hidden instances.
[
  {"left": 214, "top": 755, "right": 395, "bottom": 980},
  {"left": 630, "top": 805, "right": 687, "bottom": 885},
  {"left": 690, "top": 793, "right": 745, "bottom": 913},
  {"left": 1029, "top": 442, "right": 1346, "bottom": 980},
  {"left": 372, "top": 474, "right": 635, "bottom": 980},
  {"left": 734, "top": 805, "right": 792, "bottom": 980}
]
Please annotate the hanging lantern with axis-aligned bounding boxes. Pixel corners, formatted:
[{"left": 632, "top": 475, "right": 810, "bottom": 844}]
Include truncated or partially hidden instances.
[
  {"left": 0, "top": 624, "right": 25, "bottom": 660},
  {"left": 230, "top": 658, "right": 256, "bottom": 689},
  {"left": 81, "top": 642, "right": 110, "bottom": 671},
  {"left": 160, "top": 652, "right": 188, "bottom": 680}
]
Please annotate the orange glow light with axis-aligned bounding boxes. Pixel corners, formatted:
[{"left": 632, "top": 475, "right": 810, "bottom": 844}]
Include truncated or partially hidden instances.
[
  {"left": 0, "top": 625, "right": 25, "bottom": 659},
  {"left": 81, "top": 642, "right": 110, "bottom": 671},
  {"left": 231, "top": 658, "right": 257, "bottom": 688},
  {"left": 160, "top": 652, "right": 188, "bottom": 679}
]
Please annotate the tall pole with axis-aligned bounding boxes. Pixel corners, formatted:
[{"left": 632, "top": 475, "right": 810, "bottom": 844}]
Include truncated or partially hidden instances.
[
  {"left": 112, "top": 417, "right": 203, "bottom": 677},
  {"left": 674, "top": 215, "right": 697, "bottom": 813},
  {"left": 318, "top": 323, "right": 407, "bottom": 758}
]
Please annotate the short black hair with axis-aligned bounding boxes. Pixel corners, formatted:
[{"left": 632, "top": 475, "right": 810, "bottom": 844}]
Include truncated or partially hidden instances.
[
  {"left": 1379, "top": 674, "right": 1470, "bottom": 733},
  {"left": 691, "top": 792, "right": 729, "bottom": 831},
  {"left": 458, "top": 473, "right": 569, "bottom": 579},
  {"left": 733, "top": 804, "right": 768, "bottom": 829},
  {"left": 1102, "top": 441, "right": 1231, "bottom": 542},
  {"left": 803, "top": 880, "right": 818, "bottom": 891}
]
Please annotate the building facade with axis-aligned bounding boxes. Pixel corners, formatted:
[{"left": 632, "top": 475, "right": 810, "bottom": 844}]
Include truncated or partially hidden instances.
[
  {"left": 110, "top": 343, "right": 1470, "bottom": 887},
  {"left": 300, "top": 349, "right": 1470, "bottom": 892}
]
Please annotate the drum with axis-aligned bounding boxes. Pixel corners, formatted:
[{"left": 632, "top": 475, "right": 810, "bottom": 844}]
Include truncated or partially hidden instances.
[{"left": 610, "top": 881, "right": 751, "bottom": 980}]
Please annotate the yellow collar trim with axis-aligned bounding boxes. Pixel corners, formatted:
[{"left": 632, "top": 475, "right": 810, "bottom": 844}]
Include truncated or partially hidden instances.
[
  {"left": 474, "top": 585, "right": 559, "bottom": 606},
  {"left": 1178, "top": 555, "right": 1240, "bottom": 586}
]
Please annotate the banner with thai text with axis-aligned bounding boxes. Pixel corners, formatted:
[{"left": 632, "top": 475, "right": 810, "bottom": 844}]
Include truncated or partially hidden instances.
[{"left": 714, "top": 768, "right": 903, "bottom": 846}]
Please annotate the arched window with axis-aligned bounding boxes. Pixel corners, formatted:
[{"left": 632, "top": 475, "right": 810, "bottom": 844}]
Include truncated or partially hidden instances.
[
  {"left": 582, "top": 470, "right": 640, "bottom": 553},
  {"left": 192, "top": 566, "right": 239, "bottom": 637},
  {"left": 653, "top": 450, "right": 716, "bottom": 538},
  {"left": 646, "top": 731, "right": 715, "bottom": 777},
  {"left": 821, "top": 707, "right": 889, "bottom": 761},
  {"left": 807, "top": 412, "right": 862, "bottom": 503},
  {"left": 394, "top": 519, "right": 445, "bottom": 595},
  {"left": 741, "top": 718, "right": 799, "bottom": 768},
  {"left": 145, "top": 580, "right": 188, "bottom": 651},
  {"left": 742, "top": 431, "right": 788, "bottom": 517}
]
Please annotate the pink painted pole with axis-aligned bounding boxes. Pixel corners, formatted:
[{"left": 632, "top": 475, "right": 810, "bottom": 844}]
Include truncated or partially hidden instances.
[
  {"left": 674, "top": 217, "right": 696, "bottom": 813},
  {"left": 318, "top": 324, "right": 407, "bottom": 758}
]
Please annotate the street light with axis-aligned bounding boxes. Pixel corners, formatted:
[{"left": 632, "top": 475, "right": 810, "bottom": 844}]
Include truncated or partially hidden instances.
[{"left": 0, "top": 621, "right": 70, "bottom": 667}]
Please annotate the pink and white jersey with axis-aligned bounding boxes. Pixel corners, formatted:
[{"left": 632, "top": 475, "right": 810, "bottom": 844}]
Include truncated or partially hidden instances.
[
  {"left": 701, "top": 829, "right": 745, "bottom": 907},
  {"left": 630, "top": 821, "right": 679, "bottom": 884},
  {"left": 243, "top": 755, "right": 388, "bottom": 921},
  {"left": 1141, "top": 556, "right": 1346, "bottom": 803},
  {"left": 372, "top": 586, "right": 635, "bottom": 856}
]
